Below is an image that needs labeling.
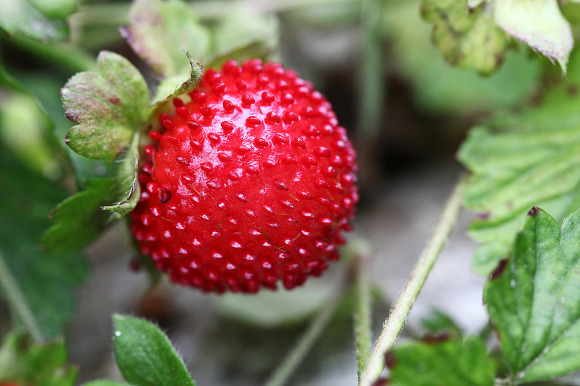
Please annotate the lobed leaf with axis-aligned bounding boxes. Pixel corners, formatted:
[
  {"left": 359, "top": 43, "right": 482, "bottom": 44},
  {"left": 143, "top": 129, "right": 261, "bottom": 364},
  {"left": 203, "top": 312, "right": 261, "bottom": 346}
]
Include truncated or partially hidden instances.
[
  {"left": 387, "top": 337, "right": 495, "bottom": 385},
  {"left": 62, "top": 51, "right": 149, "bottom": 161},
  {"left": 41, "top": 178, "right": 117, "bottom": 251},
  {"left": 0, "top": 0, "right": 68, "bottom": 41},
  {"left": 0, "top": 147, "right": 88, "bottom": 340},
  {"left": 421, "top": 0, "right": 508, "bottom": 75},
  {"left": 120, "top": 0, "right": 210, "bottom": 78},
  {"left": 485, "top": 208, "right": 580, "bottom": 382},
  {"left": 113, "top": 314, "right": 196, "bottom": 386}
]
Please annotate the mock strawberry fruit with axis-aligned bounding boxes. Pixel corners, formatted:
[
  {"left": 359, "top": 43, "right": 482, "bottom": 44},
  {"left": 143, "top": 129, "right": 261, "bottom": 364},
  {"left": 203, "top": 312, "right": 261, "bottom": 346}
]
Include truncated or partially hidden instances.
[{"left": 130, "top": 59, "right": 358, "bottom": 293}]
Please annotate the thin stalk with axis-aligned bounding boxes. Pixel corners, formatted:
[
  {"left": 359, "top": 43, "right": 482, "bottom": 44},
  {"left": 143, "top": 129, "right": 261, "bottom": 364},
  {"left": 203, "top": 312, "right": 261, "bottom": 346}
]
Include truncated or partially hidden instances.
[
  {"left": 0, "top": 251, "right": 42, "bottom": 342},
  {"left": 352, "top": 241, "right": 372, "bottom": 383},
  {"left": 264, "top": 279, "right": 346, "bottom": 386},
  {"left": 359, "top": 175, "right": 467, "bottom": 386}
]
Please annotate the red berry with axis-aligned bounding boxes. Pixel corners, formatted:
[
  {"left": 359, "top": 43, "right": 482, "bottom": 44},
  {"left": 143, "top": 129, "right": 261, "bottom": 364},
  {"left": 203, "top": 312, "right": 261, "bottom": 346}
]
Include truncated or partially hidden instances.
[{"left": 130, "top": 59, "right": 358, "bottom": 293}]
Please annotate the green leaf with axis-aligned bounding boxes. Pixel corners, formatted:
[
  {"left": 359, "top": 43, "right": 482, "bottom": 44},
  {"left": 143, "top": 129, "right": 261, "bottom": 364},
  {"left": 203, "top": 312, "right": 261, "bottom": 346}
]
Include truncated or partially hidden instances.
[
  {"left": 120, "top": 0, "right": 210, "bottom": 78},
  {"left": 102, "top": 133, "right": 141, "bottom": 218},
  {"left": 421, "top": 0, "right": 509, "bottom": 74},
  {"left": 112, "top": 314, "right": 196, "bottom": 386},
  {"left": 27, "top": 0, "right": 77, "bottom": 20},
  {"left": 458, "top": 52, "right": 580, "bottom": 274},
  {"left": 494, "top": 0, "right": 573, "bottom": 73},
  {"left": 41, "top": 178, "right": 117, "bottom": 252},
  {"left": 206, "top": 5, "right": 277, "bottom": 68},
  {"left": 387, "top": 337, "right": 495, "bottom": 385},
  {"left": 420, "top": 309, "right": 463, "bottom": 339},
  {"left": 485, "top": 208, "right": 580, "bottom": 382},
  {"left": 62, "top": 51, "right": 149, "bottom": 161},
  {"left": 0, "top": 332, "right": 77, "bottom": 385},
  {"left": 0, "top": 0, "right": 68, "bottom": 41},
  {"left": 82, "top": 381, "right": 130, "bottom": 386},
  {"left": 0, "top": 148, "right": 88, "bottom": 340}
]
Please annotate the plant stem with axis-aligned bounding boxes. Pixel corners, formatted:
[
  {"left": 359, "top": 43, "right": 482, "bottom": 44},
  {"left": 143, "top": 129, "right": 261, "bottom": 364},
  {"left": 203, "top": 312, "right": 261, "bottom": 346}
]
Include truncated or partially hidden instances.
[
  {"left": 0, "top": 251, "right": 42, "bottom": 342},
  {"left": 264, "top": 279, "right": 346, "bottom": 386},
  {"left": 352, "top": 241, "right": 372, "bottom": 382},
  {"left": 359, "top": 175, "right": 467, "bottom": 386}
]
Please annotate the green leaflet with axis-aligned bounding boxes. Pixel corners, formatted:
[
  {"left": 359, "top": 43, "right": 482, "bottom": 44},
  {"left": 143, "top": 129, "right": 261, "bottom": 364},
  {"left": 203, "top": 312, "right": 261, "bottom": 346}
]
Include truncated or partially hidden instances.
[
  {"left": 0, "top": 0, "right": 68, "bottom": 41},
  {"left": 459, "top": 50, "right": 580, "bottom": 275},
  {"left": 120, "top": 0, "right": 210, "bottom": 78},
  {"left": 62, "top": 51, "right": 149, "bottom": 161},
  {"left": 387, "top": 337, "right": 495, "bottom": 386},
  {"left": 113, "top": 315, "right": 196, "bottom": 386},
  {"left": 485, "top": 208, "right": 580, "bottom": 382},
  {"left": 421, "top": 0, "right": 508, "bottom": 75}
]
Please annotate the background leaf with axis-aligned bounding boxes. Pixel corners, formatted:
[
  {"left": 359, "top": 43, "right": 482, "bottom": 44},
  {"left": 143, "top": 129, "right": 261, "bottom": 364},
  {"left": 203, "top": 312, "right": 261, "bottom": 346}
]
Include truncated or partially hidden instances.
[
  {"left": 113, "top": 314, "right": 196, "bottom": 386},
  {"left": 120, "top": 0, "right": 210, "bottom": 78},
  {"left": 0, "top": 0, "right": 68, "bottom": 41},
  {"left": 421, "top": 0, "right": 508, "bottom": 74},
  {"left": 41, "top": 178, "right": 117, "bottom": 252},
  {"left": 27, "top": 0, "right": 77, "bottom": 20},
  {"left": 387, "top": 337, "right": 495, "bottom": 385},
  {"left": 0, "top": 331, "right": 77, "bottom": 385},
  {"left": 458, "top": 50, "right": 580, "bottom": 275},
  {"left": 0, "top": 146, "right": 88, "bottom": 340},
  {"left": 485, "top": 208, "right": 580, "bottom": 382},
  {"left": 62, "top": 51, "right": 149, "bottom": 161}
]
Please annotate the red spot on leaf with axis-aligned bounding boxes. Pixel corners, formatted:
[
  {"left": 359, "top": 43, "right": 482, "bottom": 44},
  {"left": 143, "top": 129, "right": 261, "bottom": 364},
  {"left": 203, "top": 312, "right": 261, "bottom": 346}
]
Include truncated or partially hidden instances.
[{"left": 490, "top": 258, "right": 509, "bottom": 280}]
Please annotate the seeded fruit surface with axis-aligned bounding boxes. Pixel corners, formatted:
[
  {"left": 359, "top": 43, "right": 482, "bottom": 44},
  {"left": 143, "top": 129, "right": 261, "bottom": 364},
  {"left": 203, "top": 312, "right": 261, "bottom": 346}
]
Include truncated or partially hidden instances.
[{"left": 130, "top": 59, "right": 358, "bottom": 293}]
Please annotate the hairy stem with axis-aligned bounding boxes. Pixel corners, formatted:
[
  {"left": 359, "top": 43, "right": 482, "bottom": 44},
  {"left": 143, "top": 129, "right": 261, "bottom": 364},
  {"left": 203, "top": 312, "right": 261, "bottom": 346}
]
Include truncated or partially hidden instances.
[
  {"left": 359, "top": 175, "right": 467, "bottom": 386},
  {"left": 264, "top": 279, "right": 346, "bottom": 386},
  {"left": 352, "top": 241, "right": 373, "bottom": 382}
]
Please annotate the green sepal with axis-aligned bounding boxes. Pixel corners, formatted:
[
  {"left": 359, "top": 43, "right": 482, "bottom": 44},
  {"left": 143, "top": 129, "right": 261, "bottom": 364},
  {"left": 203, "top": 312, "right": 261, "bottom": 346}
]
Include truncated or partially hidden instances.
[
  {"left": 102, "top": 133, "right": 141, "bottom": 218},
  {"left": 62, "top": 51, "right": 149, "bottom": 161}
]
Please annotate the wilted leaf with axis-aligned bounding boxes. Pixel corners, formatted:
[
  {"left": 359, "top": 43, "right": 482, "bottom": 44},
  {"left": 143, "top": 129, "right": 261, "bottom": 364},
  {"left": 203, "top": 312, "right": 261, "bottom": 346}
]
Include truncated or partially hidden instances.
[
  {"left": 120, "top": 0, "right": 210, "bottom": 78},
  {"left": 485, "top": 208, "right": 580, "bottom": 382},
  {"left": 494, "top": 0, "right": 573, "bottom": 73},
  {"left": 387, "top": 337, "right": 495, "bottom": 385},
  {"left": 113, "top": 315, "right": 196, "bottom": 386},
  {"left": 62, "top": 51, "right": 149, "bottom": 161},
  {"left": 421, "top": 0, "right": 508, "bottom": 74}
]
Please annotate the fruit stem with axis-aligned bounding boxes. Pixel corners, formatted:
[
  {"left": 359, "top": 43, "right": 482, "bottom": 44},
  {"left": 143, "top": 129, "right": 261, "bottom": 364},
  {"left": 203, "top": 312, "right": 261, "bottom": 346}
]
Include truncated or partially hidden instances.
[
  {"left": 0, "top": 251, "right": 43, "bottom": 342},
  {"left": 264, "top": 276, "right": 346, "bottom": 386},
  {"left": 349, "top": 240, "right": 373, "bottom": 383},
  {"left": 359, "top": 174, "right": 467, "bottom": 386}
]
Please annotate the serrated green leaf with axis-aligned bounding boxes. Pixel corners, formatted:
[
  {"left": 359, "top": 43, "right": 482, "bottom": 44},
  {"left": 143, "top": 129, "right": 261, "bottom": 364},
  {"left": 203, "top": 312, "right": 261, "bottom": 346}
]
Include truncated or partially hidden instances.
[
  {"left": 27, "top": 0, "right": 77, "bottom": 20},
  {"left": 387, "top": 337, "right": 495, "bottom": 385},
  {"left": 421, "top": 0, "right": 509, "bottom": 74},
  {"left": 494, "top": 0, "right": 572, "bottom": 73},
  {"left": 0, "top": 147, "right": 88, "bottom": 340},
  {"left": 120, "top": 0, "right": 210, "bottom": 78},
  {"left": 0, "top": 332, "right": 77, "bottom": 385},
  {"left": 41, "top": 178, "right": 117, "bottom": 251},
  {"left": 458, "top": 53, "right": 580, "bottom": 274},
  {"left": 485, "top": 208, "right": 580, "bottom": 382},
  {"left": 62, "top": 51, "right": 149, "bottom": 161},
  {"left": 113, "top": 314, "right": 196, "bottom": 386},
  {"left": 0, "top": 0, "right": 68, "bottom": 41},
  {"left": 102, "top": 133, "right": 141, "bottom": 218}
]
